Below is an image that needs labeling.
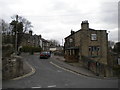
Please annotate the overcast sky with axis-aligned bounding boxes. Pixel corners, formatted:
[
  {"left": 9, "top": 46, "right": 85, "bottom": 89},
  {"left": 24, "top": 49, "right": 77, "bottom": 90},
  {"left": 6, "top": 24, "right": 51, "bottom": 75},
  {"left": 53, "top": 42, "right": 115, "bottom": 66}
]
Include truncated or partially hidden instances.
[{"left": 0, "top": 0, "right": 119, "bottom": 45}]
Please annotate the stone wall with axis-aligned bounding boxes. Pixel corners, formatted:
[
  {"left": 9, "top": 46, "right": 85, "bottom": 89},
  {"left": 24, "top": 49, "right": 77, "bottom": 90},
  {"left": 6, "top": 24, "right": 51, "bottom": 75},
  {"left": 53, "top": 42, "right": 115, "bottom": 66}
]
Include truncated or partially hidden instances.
[
  {"left": 2, "top": 56, "right": 23, "bottom": 80},
  {"left": 80, "top": 56, "right": 114, "bottom": 77}
]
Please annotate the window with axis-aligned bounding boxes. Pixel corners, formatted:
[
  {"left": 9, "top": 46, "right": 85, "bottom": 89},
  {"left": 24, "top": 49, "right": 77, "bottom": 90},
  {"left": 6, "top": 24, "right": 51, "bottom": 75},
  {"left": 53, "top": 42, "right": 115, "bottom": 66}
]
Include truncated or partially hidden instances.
[
  {"left": 91, "top": 34, "right": 97, "bottom": 40},
  {"left": 89, "top": 46, "right": 100, "bottom": 51},
  {"left": 69, "top": 38, "right": 73, "bottom": 42},
  {"left": 97, "top": 47, "right": 100, "bottom": 51},
  {"left": 89, "top": 47, "right": 91, "bottom": 51},
  {"left": 88, "top": 46, "right": 100, "bottom": 57}
]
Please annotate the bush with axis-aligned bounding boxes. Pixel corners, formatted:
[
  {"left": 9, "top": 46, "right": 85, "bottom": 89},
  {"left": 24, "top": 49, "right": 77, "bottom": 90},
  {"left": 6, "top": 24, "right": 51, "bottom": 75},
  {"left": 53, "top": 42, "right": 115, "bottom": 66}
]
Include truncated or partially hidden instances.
[
  {"left": 113, "top": 65, "right": 120, "bottom": 76},
  {"left": 21, "top": 46, "right": 42, "bottom": 53}
]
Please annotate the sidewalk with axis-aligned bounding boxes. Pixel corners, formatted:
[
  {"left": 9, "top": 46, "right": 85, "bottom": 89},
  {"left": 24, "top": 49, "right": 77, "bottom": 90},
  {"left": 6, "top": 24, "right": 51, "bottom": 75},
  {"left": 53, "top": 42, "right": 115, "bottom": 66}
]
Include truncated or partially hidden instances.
[
  {"left": 51, "top": 55, "right": 118, "bottom": 80},
  {"left": 51, "top": 55, "right": 96, "bottom": 77}
]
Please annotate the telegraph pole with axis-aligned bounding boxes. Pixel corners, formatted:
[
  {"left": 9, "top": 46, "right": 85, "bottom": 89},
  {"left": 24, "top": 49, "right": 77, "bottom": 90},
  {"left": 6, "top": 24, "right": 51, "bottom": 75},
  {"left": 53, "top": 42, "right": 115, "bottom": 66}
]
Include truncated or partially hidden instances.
[
  {"left": 62, "top": 39, "right": 63, "bottom": 46},
  {"left": 15, "top": 15, "right": 18, "bottom": 55}
]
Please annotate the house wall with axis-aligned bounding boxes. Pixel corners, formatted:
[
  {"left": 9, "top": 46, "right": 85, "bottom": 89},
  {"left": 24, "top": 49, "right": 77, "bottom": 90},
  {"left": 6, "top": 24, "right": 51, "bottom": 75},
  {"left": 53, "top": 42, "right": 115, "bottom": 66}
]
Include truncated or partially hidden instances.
[
  {"left": 65, "top": 21, "right": 108, "bottom": 64},
  {"left": 80, "top": 30, "right": 108, "bottom": 65},
  {"left": 64, "top": 21, "right": 110, "bottom": 76}
]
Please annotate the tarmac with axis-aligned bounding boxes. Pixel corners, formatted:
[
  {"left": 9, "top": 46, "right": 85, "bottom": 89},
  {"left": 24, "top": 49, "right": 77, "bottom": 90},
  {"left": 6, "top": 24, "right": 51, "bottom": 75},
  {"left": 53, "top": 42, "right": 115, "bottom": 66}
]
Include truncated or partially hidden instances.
[{"left": 12, "top": 53, "right": 118, "bottom": 80}]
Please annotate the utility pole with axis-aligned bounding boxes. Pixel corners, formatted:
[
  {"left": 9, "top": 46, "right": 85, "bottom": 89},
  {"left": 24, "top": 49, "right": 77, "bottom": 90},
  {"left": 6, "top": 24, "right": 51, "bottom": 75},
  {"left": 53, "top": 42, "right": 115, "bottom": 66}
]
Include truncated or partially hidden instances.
[
  {"left": 62, "top": 39, "right": 63, "bottom": 46},
  {"left": 15, "top": 15, "right": 18, "bottom": 55}
]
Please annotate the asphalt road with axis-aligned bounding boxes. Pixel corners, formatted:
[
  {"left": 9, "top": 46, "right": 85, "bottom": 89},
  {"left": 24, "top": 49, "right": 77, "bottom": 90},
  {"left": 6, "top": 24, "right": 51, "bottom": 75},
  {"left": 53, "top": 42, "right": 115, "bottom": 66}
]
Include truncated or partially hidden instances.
[{"left": 2, "top": 54, "right": 119, "bottom": 88}]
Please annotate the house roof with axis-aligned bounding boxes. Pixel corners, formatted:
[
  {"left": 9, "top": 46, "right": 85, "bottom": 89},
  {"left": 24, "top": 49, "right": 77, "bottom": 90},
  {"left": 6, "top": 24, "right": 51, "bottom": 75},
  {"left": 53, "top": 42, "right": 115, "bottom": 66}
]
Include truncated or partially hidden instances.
[
  {"left": 41, "top": 38, "right": 49, "bottom": 43},
  {"left": 65, "top": 28, "right": 107, "bottom": 39}
]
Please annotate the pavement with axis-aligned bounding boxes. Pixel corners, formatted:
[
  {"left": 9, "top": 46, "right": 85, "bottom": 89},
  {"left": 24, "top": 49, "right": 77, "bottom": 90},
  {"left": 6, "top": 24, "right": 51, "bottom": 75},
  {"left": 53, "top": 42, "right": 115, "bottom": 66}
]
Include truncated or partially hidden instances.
[
  {"left": 51, "top": 55, "right": 97, "bottom": 78},
  {"left": 51, "top": 55, "right": 119, "bottom": 80}
]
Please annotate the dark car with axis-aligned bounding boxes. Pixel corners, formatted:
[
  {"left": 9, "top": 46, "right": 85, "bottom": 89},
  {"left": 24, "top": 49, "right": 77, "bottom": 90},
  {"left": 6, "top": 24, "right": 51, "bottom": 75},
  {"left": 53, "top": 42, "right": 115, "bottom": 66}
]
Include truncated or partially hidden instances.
[{"left": 40, "top": 52, "right": 51, "bottom": 59}]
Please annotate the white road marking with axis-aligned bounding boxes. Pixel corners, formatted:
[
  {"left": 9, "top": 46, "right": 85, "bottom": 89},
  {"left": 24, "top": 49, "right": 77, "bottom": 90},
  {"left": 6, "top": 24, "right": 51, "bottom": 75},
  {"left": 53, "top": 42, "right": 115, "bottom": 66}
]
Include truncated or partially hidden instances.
[
  {"left": 57, "top": 70, "right": 62, "bottom": 72},
  {"left": 32, "top": 86, "right": 41, "bottom": 88},
  {"left": 50, "top": 62, "right": 81, "bottom": 76},
  {"left": 48, "top": 85, "right": 56, "bottom": 88}
]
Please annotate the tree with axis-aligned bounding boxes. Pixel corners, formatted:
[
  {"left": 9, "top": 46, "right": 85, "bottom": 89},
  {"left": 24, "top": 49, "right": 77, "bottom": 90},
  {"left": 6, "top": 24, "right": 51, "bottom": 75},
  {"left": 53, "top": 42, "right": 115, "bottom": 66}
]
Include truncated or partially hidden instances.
[
  {"left": 108, "top": 41, "right": 115, "bottom": 52},
  {"left": 10, "top": 16, "right": 22, "bottom": 50},
  {"left": 11, "top": 15, "right": 33, "bottom": 33},
  {"left": 0, "top": 19, "right": 9, "bottom": 34},
  {"left": 49, "top": 39, "right": 60, "bottom": 47},
  {"left": 10, "top": 15, "right": 33, "bottom": 52},
  {"left": 108, "top": 41, "right": 115, "bottom": 48},
  {"left": 0, "top": 19, "right": 12, "bottom": 44},
  {"left": 113, "top": 42, "right": 120, "bottom": 53}
]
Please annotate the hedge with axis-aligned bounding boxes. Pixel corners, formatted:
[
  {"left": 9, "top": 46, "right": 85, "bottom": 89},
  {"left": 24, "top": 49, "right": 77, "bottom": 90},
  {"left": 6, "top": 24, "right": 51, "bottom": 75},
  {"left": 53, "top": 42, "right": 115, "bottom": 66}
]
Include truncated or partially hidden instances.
[{"left": 21, "top": 46, "right": 42, "bottom": 52}]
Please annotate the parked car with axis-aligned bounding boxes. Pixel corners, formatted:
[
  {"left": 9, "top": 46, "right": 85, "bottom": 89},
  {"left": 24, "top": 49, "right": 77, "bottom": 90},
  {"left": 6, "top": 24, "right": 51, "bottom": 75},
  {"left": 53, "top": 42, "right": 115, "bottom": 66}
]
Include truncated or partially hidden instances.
[
  {"left": 47, "top": 52, "right": 51, "bottom": 57},
  {"left": 40, "top": 51, "right": 51, "bottom": 59}
]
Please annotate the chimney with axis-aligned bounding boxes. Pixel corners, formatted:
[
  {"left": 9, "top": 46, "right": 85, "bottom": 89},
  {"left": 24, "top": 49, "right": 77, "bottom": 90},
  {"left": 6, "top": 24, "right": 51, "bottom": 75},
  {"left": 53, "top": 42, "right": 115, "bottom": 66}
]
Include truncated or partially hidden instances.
[
  {"left": 39, "top": 35, "right": 42, "bottom": 38},
  {"left": 71, "top": 29, "right": 75, "bottom": 35},
  {"left": 29, "top": 30, "right": 32, "bottom": 36},
  {"left": 81, "top": 20, "right": 89, "bottom": 30}
]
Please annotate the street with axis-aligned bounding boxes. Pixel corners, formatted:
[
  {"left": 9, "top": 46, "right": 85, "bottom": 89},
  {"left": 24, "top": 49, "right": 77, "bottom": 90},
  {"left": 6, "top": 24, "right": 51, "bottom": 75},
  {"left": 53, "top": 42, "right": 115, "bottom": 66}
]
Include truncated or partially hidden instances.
[{"left": 3, "top": 54, "right": 119, "bottom": 88}]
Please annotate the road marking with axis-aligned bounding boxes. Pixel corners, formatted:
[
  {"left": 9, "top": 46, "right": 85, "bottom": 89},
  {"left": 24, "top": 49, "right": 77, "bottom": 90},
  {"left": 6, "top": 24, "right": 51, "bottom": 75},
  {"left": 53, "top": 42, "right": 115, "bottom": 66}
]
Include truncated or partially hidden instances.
[
  {"left": 57, "top": 70, "right": 62, "bottom": 72},
  {"left": 48, "top": 85, "right": 56, "bottom": 88},
  {"left": 32, "top": 86, "right": 41, "bottom": 88},
  {"left": 50, "top": 62, "right": 81, "bottom": 76},
  {"left": 12, "top": 61, "right": 36, "bottom": 80}
]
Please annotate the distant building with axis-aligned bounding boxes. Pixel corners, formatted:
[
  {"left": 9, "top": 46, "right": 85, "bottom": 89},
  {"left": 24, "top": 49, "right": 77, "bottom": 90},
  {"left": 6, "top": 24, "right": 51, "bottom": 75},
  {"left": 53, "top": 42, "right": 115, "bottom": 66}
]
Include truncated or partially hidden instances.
[
  {"left": 49, "top": 46, "right": 63, "bottom": 52},
  {"left": 41, "top": 38, "right": 50, "bottom": 51},
  {"left": 21, "top": 30, "right": 50, "bottom": 51},
  {"left": 21, "top": 30, "right": 40, "bottom": 47}
]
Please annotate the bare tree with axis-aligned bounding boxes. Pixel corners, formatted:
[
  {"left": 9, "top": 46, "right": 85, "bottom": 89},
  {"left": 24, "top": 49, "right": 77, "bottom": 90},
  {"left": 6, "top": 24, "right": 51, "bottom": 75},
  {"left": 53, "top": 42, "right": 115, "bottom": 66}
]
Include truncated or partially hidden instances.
[
  {"left": 49, "top": 39, "right": 60, "bottom": 47},
  {"left": 0, "top": 19, "right": 9, "bottom": 34},
  {"left": 11, "top": 15, "right": 33, "bottom": 33},
  {"left": 108, "top": 41, "right": 115, "bottom": 49}
]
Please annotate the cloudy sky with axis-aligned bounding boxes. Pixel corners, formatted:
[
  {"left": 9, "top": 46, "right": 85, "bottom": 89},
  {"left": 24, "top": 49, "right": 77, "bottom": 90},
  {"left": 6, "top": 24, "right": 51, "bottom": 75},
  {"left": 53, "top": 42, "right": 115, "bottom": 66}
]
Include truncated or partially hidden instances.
[{"left": 0, "top": 0, "right": 119, "bottom": 45}]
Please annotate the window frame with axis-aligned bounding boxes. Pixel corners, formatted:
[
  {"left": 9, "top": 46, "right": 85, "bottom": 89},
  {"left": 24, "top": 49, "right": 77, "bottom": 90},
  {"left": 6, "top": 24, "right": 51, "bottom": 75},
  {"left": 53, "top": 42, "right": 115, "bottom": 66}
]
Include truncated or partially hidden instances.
[
  {"left": 88, "top": 46, "right": 100, "bottom": 57},
  {"left": 91, "top": 34, "right": 97, "bottom": 41}
]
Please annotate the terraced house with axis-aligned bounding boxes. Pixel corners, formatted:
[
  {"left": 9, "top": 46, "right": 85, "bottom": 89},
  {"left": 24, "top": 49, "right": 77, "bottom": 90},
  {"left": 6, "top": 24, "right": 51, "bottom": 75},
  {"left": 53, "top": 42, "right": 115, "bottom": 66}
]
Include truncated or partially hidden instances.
[
  {"left": 64, "top": 21, "right": 113, "bottom": 77},
  {"left": 21, "top": 30, "right": 50, "bottom": 51}
]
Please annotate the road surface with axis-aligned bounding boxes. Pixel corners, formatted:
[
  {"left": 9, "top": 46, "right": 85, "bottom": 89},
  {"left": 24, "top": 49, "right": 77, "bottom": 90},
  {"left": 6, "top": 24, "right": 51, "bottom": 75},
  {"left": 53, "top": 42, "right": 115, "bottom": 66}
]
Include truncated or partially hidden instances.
[{"left": 3, "top": 54, "right": 119, "bottom": 88}]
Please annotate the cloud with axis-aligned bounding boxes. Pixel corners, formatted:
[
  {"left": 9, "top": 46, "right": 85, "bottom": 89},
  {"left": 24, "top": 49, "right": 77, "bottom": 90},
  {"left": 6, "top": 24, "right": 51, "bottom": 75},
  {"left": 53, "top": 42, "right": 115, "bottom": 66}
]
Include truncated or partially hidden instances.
[
  {"left": 108, "top": 28, "right": 118, "bottom": 42},
  {"left": 0, "top": 0, "right": 119, "bottom": 44}
]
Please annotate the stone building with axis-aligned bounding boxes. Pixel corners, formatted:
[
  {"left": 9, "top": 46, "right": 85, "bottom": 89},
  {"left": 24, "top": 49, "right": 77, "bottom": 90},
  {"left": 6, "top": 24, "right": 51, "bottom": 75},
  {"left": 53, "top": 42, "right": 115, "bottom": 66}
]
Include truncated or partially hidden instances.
[
  {"left": 21, "top": 30, "right": 41, "bottom": 47},
  {"left": 21, "top": 30, "right": 50, "bottom": 51},
  {"left": 41, "top": 38, "right": 50, "bottom": 51},
  {"left": 64, "top": 21, "right": 113, "bottom": 77}
]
